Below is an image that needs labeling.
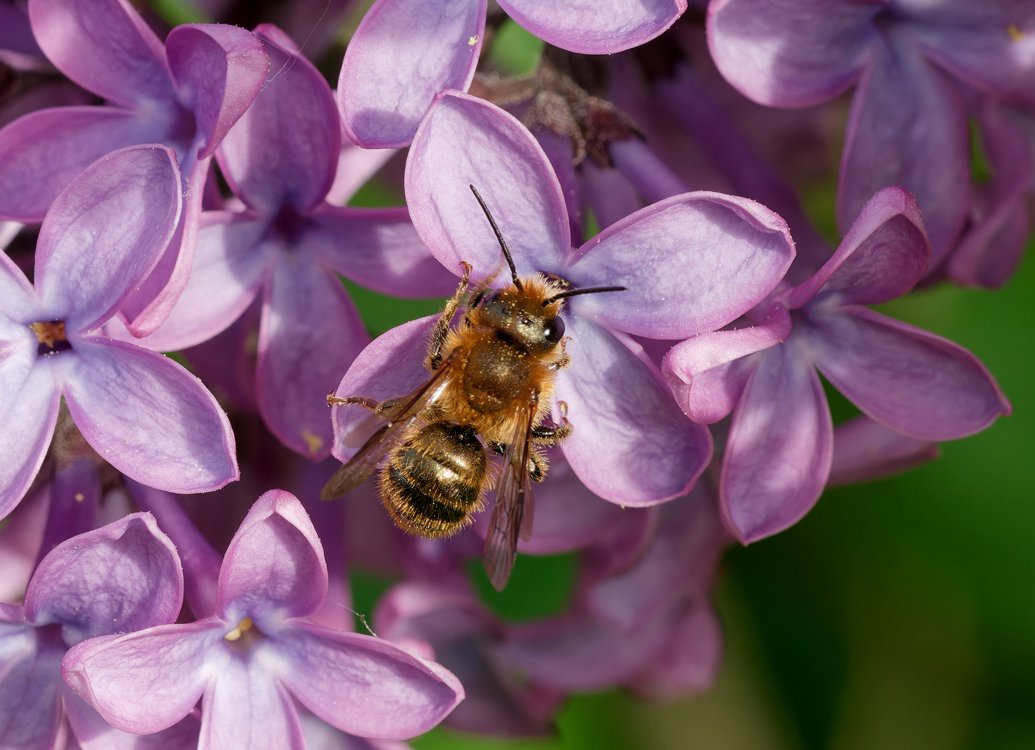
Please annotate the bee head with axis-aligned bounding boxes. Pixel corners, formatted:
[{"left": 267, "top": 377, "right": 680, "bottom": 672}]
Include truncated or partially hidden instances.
[{"left": 482, "top": 287, "right": 566, "bottom": 352}]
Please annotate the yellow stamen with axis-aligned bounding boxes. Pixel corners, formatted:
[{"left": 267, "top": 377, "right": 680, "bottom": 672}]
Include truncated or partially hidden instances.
[
  {"left": 224, "top": 617, "right": 254, "bottom": 642},
  {"left": 302, "top": 430, "right": 324, "bottom": 455},
  {"left": 1008, "top": 23, "right": 1024, "bottom": 42},
  {"left": 30, "top": 321, "right": 67, "bottom": 349}
]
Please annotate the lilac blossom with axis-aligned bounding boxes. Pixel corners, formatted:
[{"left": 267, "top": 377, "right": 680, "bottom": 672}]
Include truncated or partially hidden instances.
[
  {"left": 663, "top": 188, "right": 1011, "bottom": 543},
  {"left": 63, "top": 490, "right": 464, "bottom": 746},
  {"left": 129, "top": 25, "right": 454, "bottom": 459},
  {"left": 0, "top": 0, "right": 268, "bottom": 334},
  {"left": 707, "top": 0, "right": 1035, "bottom": 265},
  {"left": 0, "top": 512, "right": 195, "bottom": 749},
  {"left": 0, "top": 145, "right": 238, "bottom": 521},
  {"left": 330, "top": 91, "right": 794, "bottom": 507},
  {"left": 338, "top": 0, "right": 689, "bottom": 147}
]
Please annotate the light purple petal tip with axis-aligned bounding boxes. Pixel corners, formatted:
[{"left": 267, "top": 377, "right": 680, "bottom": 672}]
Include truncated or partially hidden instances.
[
  {"left": 405, "top": 92, "right": 570, "bottom": 280},
  {"left": 829, "top": 415, "right": 939, "bottom": 487},
  {"left": 338, "top": 0, "right": 486, "bottom": 148},
  {"left": 63, "top": 338, "right": 238, "bottom": 493},
  {"left": 24, "top": 513, "right": 183, "bottom": 642},
  {"left": 721, "top": 342, "right": 832, "bottom": 543},
  {"left": 500, "top": 0, "right": 686, "bottom": 54}
]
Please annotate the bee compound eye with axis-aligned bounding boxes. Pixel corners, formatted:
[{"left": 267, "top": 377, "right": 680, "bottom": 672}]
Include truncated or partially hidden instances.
[{"left": 544, "top": 315, "right": 565, "bottom": 343}]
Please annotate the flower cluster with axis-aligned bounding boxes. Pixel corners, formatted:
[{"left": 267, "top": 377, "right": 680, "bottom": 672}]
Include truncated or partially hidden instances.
[{"left": 0, "top": 0, "right": 1021, "bottom": 747}]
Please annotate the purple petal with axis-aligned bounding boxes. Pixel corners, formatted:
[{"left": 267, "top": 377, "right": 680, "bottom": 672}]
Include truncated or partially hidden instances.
[
  {"left": 24, "top": 513, "right": 182, "bottom": 642},
  {"left": 788, "top": 187, "right": 929, "bottom": 308},
  {"left": 338, "top": 0, "right": 486, "bottom": 148},
  {"left": 500, "top": 0, "right": 686, "bottom": 54},
  {"left": 215, "top": 28, "right": 335, "bottom": 212},
  {"left": 555, "top": 316, "right": 710, "bottom": 505},
  {"left": 631, "top": 603, "right": 722, "bottom": 699},
  {"left": 721, "top": 341, "right": 832, "bottom": 543},
  {"left": 0, "top": 251, "right": 36, "bottom": 320},
  {"left": 906, "top": 2, "right": 1035, "bottom": 104},
  {"left": 405, "top": 92, "right": 570, "bottom": 280},
  {"left": 570, "top": 192, "right": 794, "bottom": 339},
  {"left": 706, "top": 0, "right": 877, "bottom": 106},
  {"left": 28, "top": 0, "right": 173, "bottom": 107},
  {"left": 838, "top": 39, "right": 969, "bottom": 261},
  {"left": 127, "top": 213, "right": 271, "bottom": 352},
  {"left": 829, "top": 415, "right": 939, "bottom": 487},
  {"left": 63, "top": 622, "right": 221, "bottom": 735},
  {"left": 63, "top": 689, "right": 202, "bottom": 750},
  {"left": 35, "top": 145, "right": 182, "bottom": 332},
  {"left": 0, "top": 629, "right": 64, "bottom": 750},
  {"left": 580, "top": 159, "right": 642, "bottom": 230},
  {"left": 256, "top": 253, "right": 368, "bottom": 459},
  {"left": 218, "top": 490, "right": 327, "bottom": 621},
  {"left": 0, "top": 354, "right": 60, "bottom": 521},
  {"left": 326, "top": 138, "right": 398, "bottom": 206},
  {"left": 201, "top": 652, "right": 304, "bottom": 750},
  {"left": 330, "top": 316, "right": 434, "bottom": 462},
  {"left": 277, "top": 622, "right": 463, "bottom": 740},
  {"left": 165, "top": 23, "right": 269, "bottom": 159},
  {"left": 808, "top": 307, "right": 1010, "bottom": 440},
  {"left": 63, "top": 338, "right": 238, "bottom": 493},
  {"left": 663, "top": 306, "right": 792, "bottom": 423},
  {"left": 0, "top": 106, "right": 163, "bottom": 222},
  {"left": 309, "top": 206, "right": 458, "bottom": 298}
]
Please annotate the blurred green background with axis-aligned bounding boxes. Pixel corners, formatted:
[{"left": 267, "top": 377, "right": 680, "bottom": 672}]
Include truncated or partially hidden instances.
[{"left": 140, "top": 3, "right": 1035, "bottom": 747}]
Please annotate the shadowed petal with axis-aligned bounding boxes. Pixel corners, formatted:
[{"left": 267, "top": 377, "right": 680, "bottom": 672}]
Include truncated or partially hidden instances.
[
  {"left": 218, "top": 490, "right": 327, "bottom": 621},
  {"left": 722, "top": 341, "right": 832, "bottom": 543},
  {"left": 24, "top": 513, "right": 182, "bottom": 643},
  {"left": 63, "top": 622, "right": 221, "bottom": 735},
  {"left": 256, "top": 253, "right": 368, "bottom": 459},
  {"left": 35, "top": 146, "right": 182, "bottom": 332},
  {"left": 555, "top": 316, "right": 710, "bottom": 505},
  {"left": 809, "top": 307, "right": 1010, "bottom": 440},
  {"left": 0, "top": 107, "right": 164, "bottom": 222},
  {"left": 829, "top": 415, "right": 939, "bottom": 486},
  {"left": 215, "top": 27, "right": 334, "bottom": 212},
  {"left": 631, "top": 603, "right": 723, "bottom": 699},
  {"left": 707, "top": 0, "right": 877, "bottom": 106},
  {"left": 500, "top": 0, "right": 686, "bottom": 54},
  {"left": 310, "top": 206, "right": 457, "bottom": 298},
  {"left": 787, "top": 186, "right": 929, "bottom": 308},
  {"left": 166, "top": 23, "right": 269, "bottom": 159},
  {"left": 838, "top": 38, "right": 968, "bottom": 261},
  {"left": 63, "top": 689, "right": 202, "bottom": 750},
  {"left": 277, "top": 622, "right": 463, "bottom": 740},
  {"left": 663, "top": 306, "right": 791, "bottom": 423},
  {"left": 571, "top": 192, "right": 793, "bottom": 338},
  {"left": 129, "top": 213, "right": 272, "bottom": 352},
  {"left": 0, "top": 354, "right": 60, "bottom": 521},
  {"left": 63, "top": 338, "right": 238, "bottom": 493},
  {"left": 0, "top": 628, "right": 64, "bottom": 750},
  {"left": 330, "top": 316, "right": 434, "bottom": 462},
  {"left": 406, "top": 92, "right": 570, "bottom": 280},
  {"left": 28, "top": 0, "right": 173, "bottom": 107},
  {"left": 201, "top": 648, "right": 304, "bottom": 750},
  {"left": 338, "top": 0, "right": 486, "bottom": 148}
]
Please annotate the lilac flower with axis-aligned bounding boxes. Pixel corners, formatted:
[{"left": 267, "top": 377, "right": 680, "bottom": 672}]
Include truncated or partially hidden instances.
[
  {"left": 63, "top": 490, "right": 464, "bottom": 746},
  {"left": 0, "top": 0, "right": 268, "bottom": 333},
  {"left": 0, "top": 512, "right": 194, "bottom": 749},
  {"left": 707, "top": 0, "right": 1035, "bottom": 264},
  {"left": 331, "top": 92, "right": 794, "bottom": 506},
  {"left": 0, "top": 145, "right": 238, "bottom": 520},
  {"left": 130, "top": 25, "right": 454, "bottom": 460},
  {"left": 663, "top": 188, "right": 1011, "bottom": 542},
  {"left": 338, "top": 0, "right": 689, "bottom": 147}
]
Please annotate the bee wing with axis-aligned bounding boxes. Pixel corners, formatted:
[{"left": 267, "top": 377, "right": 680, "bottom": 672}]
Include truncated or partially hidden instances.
[
  {"left": 321, "top": 359, "right": 456, "bottom": 500},
  {"left": 482, "top": 395, "right": 538, "bottom": 591}
]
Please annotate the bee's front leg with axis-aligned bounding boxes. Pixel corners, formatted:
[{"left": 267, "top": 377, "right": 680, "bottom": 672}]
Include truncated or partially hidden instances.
[
  {"left": 426, "top": 261, "right": 473, "bottom": 371},
  {"left": 326, "top": 394, "right": 402, "bottom": 416}
]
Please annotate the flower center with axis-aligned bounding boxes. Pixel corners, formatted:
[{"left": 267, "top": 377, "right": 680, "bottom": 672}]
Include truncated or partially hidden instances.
[
  {"left": 224, "top": 616, "right": 255, "bottom": 643},
  {"left": 30, "top": 320, "right": 72, "bottom": 357}
]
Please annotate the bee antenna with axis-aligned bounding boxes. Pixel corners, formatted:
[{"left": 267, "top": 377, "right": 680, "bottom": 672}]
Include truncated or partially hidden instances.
[
  {"left": 542, "top": 285, "right": 627, "bottom": 306},
  {"left": 469, "top": 184, "right": 522, "bottom": 291}
]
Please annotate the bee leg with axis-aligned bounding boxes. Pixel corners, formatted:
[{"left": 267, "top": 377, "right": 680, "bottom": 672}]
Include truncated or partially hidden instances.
[
  {"left": 550, "top": 337, "right": 571, "bottom": 370},
  {"left": 426, "top": 261, "right": 473, "bottom": 371},
  {"left": 489, "top": 441, "right": 506, "bottom": 456},
  {"left": 528, "top": 449, "right": 548, "bottom": 482},
  {"left": 531, "top": 403, "right": 572, "bottom": 446},
  {"left": 326, "top": 394, "right": 402, "bottom": 415}
]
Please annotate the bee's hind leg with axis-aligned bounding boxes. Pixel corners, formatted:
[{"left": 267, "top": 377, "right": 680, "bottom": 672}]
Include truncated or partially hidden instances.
[
  {"left": 531, "top": 401, "right": 572, "bottom": 446},
  {"left": 326, "top": 394, "right": 403, "bottom": 416}
]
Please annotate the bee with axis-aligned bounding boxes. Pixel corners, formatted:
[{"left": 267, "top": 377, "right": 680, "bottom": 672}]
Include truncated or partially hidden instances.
[{"left": 321, "top": 185, "right": 624, "bottom": 589}]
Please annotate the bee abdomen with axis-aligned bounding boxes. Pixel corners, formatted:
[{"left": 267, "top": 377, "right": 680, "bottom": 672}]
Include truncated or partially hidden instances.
[{"left": 381, "top": 422, "right": 486, "bottom": 538}]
